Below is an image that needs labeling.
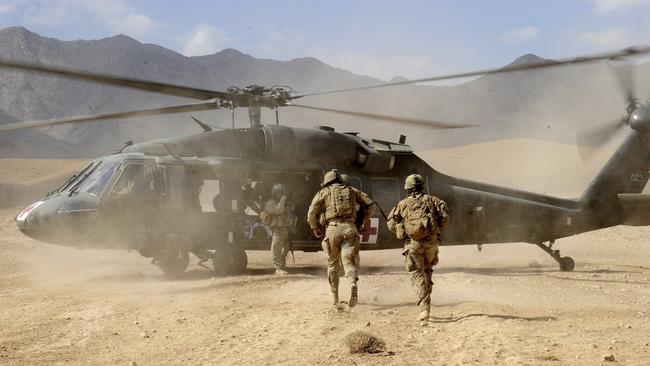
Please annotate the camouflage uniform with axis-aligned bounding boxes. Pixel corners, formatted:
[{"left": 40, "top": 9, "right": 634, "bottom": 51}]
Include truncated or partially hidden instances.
[
  {"left": 264, "top": 184, "right": 296, "bottom": 274},
  {"left": 307, "top": 170, "right": 374, "bottom": 306},
  {"left": 388, "top": 174, "right": 449, "bottom": 322}
]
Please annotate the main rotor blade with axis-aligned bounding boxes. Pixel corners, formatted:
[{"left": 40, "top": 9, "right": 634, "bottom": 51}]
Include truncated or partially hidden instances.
[
  {"left": 290, "top": 104, "right": 475, "bottom": 129},
  {"left": 576, "top": 119, "right": 627, "bottom": 160},
  {"left": 611, "top": 62, "right": 636, "bottom": 103},
  {"left": 0, "top": 100, "right": 221, "bottom": 132},
  {"left": 297, "top": 47, "right": 650, "bottom": 98},
  {"left": 0, "top": 59, "right": 230, "bottom": 100}
]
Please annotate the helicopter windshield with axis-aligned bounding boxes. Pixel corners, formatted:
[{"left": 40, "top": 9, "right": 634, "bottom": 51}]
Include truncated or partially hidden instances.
[{"left": 76, "top": 161, "right": 121, "bottom": 196}]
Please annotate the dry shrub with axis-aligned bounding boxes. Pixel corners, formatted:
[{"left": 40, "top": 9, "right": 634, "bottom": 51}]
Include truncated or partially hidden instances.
[{"left": 344, "top": 330, "right": 386, "bottom": 354}]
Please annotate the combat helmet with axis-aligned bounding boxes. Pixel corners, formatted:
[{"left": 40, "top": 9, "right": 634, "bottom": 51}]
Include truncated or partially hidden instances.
[
  {"left": 322, "top": 169, "right": 341, "bottom": 186},
  {"left": 404, "top": 174, "right": 424, "bottom": 190},
  {"left": 340, "top": 173, "right": 350, "bottom": 186},
  {"left": 271, "top": 183, "right": 286, "bottom": 198}
]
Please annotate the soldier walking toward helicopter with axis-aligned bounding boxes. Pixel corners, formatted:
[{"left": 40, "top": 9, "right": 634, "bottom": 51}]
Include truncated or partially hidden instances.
[
  {"left": 308, "top": 169, "right": 374, "bottom": 307},
  {"left": 387, "top": 174, "right": 449, "bottom": 324},
  {"left": 262, "top": 183, "right": 297, "bottom": 275}
]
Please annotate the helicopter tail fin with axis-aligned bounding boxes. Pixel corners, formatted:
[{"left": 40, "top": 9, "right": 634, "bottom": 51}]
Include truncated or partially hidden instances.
[{"left": 579, "top": 130, "right": 650, "bottom": 213}]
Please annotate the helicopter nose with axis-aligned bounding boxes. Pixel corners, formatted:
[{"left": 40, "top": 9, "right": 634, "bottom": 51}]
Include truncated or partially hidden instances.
[
  {"left": 15, "top": 200, "right": 46, "bottom": 234},
  {"left": 14, "top": 199, "right": 60, "bottom": 241}
]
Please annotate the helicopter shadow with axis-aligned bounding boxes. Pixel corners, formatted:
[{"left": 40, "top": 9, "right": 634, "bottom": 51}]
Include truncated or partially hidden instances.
[
  {"left": 85, "top": 263, "right": 647, "bottom": 287},
  {"left": 437, "top": 266, "right": 647, "bottom": 285},
  {"left": 427, "top": 313, "right": 556, "bottom": 324},
  {"left": 358, "top": 301, "right": 557, "bottom": 323},
  {"left": 176, "top": 264, "right": 404, "bottom": 281}
]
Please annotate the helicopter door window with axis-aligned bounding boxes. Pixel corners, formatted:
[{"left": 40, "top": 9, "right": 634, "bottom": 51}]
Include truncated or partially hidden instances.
[
  {"left": 199, "top": 179, "right": 221, "bottom": 212},
  {"left": 110, "top": 163, "right": 155, "bottom": 199},
  {"left": 371, "top": 178, "right": 400, "bottom": 214}
]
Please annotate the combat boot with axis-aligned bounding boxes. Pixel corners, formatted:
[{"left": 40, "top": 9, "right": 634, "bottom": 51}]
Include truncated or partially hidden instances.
[
  {"left": 274, "top": 268, "right": 289, "bottom": 275},
  {"left": 331, "top": 289, "right": 339, "bottom": 305},
  {"left": 348, "top": 284, "right": 358, "bottom": 307},
  {"left": 418, "top": 303, "right": 430, "bottom": 322}
]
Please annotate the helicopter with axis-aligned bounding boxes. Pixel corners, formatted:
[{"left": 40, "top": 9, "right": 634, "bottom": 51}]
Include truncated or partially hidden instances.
[{"left": 2, "top": 47, "right": 650, "bottom": 276}]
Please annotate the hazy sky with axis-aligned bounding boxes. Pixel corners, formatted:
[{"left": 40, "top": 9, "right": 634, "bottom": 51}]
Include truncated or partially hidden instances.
[{"left": 0, "top": 0, "right": 648, "bottom": 80}]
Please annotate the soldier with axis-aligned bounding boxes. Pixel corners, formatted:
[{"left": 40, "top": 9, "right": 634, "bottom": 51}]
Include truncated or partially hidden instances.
[
  {"left": 262, "top": 183, "right": 297, "bottom": 275},
  {"left": 307, "top": 169, "right": 375, "bottom": 307},
  {"left": 387, "top": 174, "right": 449, "bottom": 324}
]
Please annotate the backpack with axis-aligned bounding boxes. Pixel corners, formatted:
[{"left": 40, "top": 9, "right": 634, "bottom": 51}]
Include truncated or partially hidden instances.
[
  {"left": 324, "top": 185, "right": 357, "bottom": 221},
  {"left": 403, "top": 194, "right": 436, "bottom": 240}
]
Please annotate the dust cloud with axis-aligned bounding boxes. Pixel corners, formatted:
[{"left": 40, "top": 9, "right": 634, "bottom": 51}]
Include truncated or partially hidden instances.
[
  {"left": 2, "top": 95, "right": 650, "bottom": 366},
  {"left": 2, "top": 156, "right": 650, "bottom": 364}
]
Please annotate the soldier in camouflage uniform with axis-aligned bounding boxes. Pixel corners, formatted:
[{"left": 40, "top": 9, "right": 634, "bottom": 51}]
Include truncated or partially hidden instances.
[
  {"left": 387, "top": 174, "right": 449, "bottom": 323},
  {"left": 264, "top": 184, "right": 297, "bottom": 275},
  {"left": 308, "top": 169, "right": 375, "bottom": 307}
]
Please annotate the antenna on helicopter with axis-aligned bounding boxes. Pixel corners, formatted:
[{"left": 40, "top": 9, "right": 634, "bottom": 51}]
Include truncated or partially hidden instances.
[
  {"left": 230, "top": 105, "right": 235, "bottom": 129},
  {"left": 191, "top": 116, "right": 213, "bottom": 132}
]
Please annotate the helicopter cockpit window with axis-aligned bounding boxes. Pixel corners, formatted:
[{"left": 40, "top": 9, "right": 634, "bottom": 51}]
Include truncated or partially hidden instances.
[
  {"left": 77, "top": 161, "right": 120, "bottom": 196},
  {"left": 110, "top": 163, "right": 155, "bottom": 199}
]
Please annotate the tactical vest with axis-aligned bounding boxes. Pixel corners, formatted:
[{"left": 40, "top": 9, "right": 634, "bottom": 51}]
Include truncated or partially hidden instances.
[
  {"left": 262, "top": 199, "right": 297, "bottom": 228},
  {"left": 403, "top": 194, "right": 438, "bottom": 240},
  {"left": 324, "top": 185, "right": 357, "bottom": 222}
]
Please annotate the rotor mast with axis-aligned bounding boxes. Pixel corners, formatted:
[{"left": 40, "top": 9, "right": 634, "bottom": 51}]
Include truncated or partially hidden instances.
[
  {"left": 248, "top": 104, "right": 262, "bottom": 127},
  {"left": 227, "top": 85, "right": 288, "bottom": 128}
]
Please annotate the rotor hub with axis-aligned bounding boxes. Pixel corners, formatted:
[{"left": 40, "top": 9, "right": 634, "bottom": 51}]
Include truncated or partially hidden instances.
[
  {"left": 225, "top": 85, "right": 296, "bottom": 109},
  {"left": 628, "top": 103, "right": 650, "bottom": 132}
]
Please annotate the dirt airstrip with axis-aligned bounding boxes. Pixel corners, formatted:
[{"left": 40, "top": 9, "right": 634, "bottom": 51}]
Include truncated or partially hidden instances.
[{"left": 1, "top": 140, "right": 650, "bottom": 365}]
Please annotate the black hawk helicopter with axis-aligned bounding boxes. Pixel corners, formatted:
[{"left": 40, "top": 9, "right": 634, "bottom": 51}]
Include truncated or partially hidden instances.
[{"left": 3, "top": 47, "right": 650, "bottom": 276}]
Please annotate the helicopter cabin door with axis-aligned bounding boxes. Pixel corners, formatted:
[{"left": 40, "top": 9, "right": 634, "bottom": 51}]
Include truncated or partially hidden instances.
[
  {"left": 100, "top": 160, "right": 159, "bottom": 250},
  {"left": 367, "top": 177, "right": 401, "bottom": 246}
]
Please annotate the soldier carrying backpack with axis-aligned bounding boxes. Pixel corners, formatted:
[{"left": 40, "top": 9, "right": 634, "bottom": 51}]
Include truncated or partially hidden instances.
[
  {"left": 387, "top": 174, "right": 449, "bottom": 325},
  {"left": 307, "top": 169, "right": 375, "bottom": 307}
]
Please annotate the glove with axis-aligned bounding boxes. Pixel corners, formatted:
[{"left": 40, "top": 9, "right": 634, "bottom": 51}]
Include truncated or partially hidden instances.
[{"left": 312, "top": 227, "right": 323, "bottom": 238}]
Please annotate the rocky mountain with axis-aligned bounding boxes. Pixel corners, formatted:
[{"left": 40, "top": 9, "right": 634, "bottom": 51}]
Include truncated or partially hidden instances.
[
  {"left": 0, "top": 110, "right": 75, "bottom": 158},
  {"left": 0, "top": 26, "right": 646, "bottom": 157}
]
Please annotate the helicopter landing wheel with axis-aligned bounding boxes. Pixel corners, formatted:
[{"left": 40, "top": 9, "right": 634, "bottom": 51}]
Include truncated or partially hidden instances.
[
  {"left": 535, "top": 241, "right": 575, "bottom": 272},
  {"left": 157, "top": 248, "right": 190, "bottom": 277},
  {"left": 156, "top": 234, "right": 191, "bottom": 277},
  {"left": 213, "top": 245, "right": 248, "bottom": 276},
  {"left": 559, "top": 256, "right": 575, "bottom": 272}
]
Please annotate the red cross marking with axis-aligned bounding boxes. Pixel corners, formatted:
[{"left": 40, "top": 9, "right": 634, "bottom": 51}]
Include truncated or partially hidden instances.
[{"left": 360, "top": 218, "right": 378, "bottom": 242}]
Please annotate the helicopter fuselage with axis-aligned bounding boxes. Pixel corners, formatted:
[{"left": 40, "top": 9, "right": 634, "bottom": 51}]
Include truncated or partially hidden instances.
[{"left": 14, "top": 124, "right": 650, "bottom": 274}]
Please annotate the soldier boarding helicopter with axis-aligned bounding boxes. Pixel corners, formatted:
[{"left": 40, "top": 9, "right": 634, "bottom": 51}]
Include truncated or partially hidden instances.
[{"left": 2, "top": 47, "right": 650, "bottom": 276}]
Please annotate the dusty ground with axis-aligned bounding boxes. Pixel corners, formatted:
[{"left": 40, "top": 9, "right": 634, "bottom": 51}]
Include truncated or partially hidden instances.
[{"left": 1, "top": 141, "right": 650, "bottom": 365}]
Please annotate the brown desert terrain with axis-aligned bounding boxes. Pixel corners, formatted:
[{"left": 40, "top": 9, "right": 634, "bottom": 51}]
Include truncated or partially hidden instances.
[{"left": 1, "top": 139, "right": 649, "bottom": 365}]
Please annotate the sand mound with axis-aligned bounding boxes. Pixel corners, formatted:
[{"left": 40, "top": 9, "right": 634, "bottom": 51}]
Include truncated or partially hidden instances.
[
  {"left": 0, "top": 159, "right": 88, "bottom": 207},
  {"left": 344, "top": 330, "right": 386, "bottom": 354}
]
